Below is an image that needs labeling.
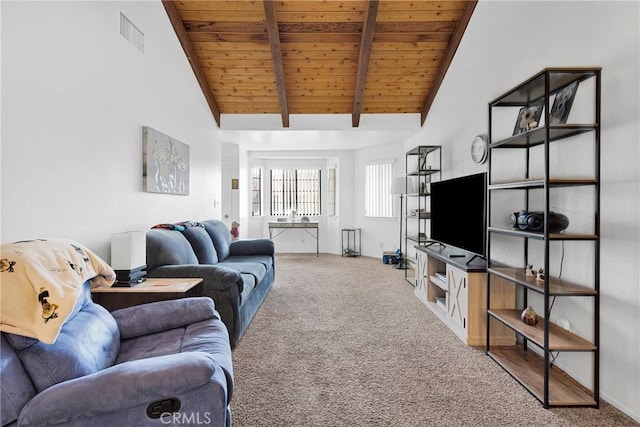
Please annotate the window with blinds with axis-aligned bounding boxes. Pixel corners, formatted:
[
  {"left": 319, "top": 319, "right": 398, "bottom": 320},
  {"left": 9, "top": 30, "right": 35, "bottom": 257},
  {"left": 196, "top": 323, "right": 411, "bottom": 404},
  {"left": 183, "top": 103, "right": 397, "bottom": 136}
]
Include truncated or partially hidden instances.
[
  {"left": 270, "top": 169, "right": 321, "bottom": 216},
  {"left": 327, "top": 167, "right": 337, "bottom": 217},
  {"left": 251, "top": 167, "right": 262, "bottom": 216},
  {"left": 365, "top": 162, "right": 394, "bottom": 218}
]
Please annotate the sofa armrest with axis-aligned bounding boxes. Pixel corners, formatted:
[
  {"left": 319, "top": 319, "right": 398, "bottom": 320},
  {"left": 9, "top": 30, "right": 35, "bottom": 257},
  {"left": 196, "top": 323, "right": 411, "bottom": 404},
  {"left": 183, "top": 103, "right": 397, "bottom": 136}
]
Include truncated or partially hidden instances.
[
  {"left": 148, "top": 264, "right": 243, "bottom": 293},
  {"left": 112, "top": 297, "right": 218, "bottom": 339},
  {"left": 19, "top": 353, "right": 230, "bottom": 427},
  {"left": 229, "top": 238, "right": 274, "bottom": 257}
]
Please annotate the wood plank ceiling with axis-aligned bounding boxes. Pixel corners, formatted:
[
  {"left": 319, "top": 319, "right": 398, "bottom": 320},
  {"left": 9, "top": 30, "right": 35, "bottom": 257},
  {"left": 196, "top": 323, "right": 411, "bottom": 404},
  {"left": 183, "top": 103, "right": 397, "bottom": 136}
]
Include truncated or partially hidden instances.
[{"left": 163, "top": 0, "right": 477, "bottom": 128}]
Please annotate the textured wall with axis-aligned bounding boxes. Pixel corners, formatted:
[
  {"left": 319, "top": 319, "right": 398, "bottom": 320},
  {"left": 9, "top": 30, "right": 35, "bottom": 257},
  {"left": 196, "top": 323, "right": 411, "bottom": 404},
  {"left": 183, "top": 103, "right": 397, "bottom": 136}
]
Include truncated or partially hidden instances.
[
  {"left": 1, "top": 1, "right": 223, "bottom": 260},
  {"left": 405, "top": 0, "right": 639, "bottom": 421}
]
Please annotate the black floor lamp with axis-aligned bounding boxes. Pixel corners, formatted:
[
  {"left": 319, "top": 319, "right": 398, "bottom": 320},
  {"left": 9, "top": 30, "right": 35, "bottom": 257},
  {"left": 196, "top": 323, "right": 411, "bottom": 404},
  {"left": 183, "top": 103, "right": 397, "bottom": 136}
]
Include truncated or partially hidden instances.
[{"left": 390, "top": 177, "right": 408, "bottom": 269}]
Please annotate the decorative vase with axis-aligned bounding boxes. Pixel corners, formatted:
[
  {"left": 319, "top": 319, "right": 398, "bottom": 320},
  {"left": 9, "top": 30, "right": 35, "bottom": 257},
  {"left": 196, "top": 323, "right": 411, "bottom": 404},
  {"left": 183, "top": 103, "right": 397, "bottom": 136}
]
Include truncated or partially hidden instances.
[{"left": 521, "top": 306, "right": 539, "bottom": 326}]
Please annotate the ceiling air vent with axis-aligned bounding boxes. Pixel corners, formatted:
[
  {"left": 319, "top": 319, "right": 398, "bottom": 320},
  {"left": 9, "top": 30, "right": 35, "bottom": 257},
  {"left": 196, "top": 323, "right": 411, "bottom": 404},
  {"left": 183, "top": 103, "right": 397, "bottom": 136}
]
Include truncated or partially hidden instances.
[{"left": 119, "top": 12, "right": 144, "bottom": 53}]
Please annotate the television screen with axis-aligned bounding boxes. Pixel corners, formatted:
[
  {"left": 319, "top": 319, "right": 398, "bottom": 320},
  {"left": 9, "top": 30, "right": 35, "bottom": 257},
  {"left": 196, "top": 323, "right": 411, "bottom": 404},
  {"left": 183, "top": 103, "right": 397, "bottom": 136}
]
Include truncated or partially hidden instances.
[{"left": 430, "top": 172, "right": 487, "bottom": 256}]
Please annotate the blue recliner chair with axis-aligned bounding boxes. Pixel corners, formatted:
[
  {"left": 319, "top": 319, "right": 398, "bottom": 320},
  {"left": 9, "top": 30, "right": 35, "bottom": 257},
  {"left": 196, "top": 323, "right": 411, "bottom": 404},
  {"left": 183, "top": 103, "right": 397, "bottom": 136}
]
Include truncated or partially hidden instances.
[{"left": 1, "top": 283, "right": 234, "bottom": 427}]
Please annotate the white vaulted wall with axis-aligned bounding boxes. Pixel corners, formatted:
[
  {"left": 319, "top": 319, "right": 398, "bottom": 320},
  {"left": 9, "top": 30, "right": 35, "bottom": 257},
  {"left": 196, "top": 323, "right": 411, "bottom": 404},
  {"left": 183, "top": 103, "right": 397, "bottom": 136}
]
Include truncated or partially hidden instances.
[
  {"left": 1, "top": 1, "right": 223, "bottom": 260},
  {"left": 405, "top": 0, "right": 640, "bottom": 421}
]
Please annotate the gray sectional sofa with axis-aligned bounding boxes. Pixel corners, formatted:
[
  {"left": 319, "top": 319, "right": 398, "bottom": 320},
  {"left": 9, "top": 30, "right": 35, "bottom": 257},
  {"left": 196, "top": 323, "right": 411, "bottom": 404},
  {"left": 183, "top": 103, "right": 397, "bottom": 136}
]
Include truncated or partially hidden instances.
[{"left": 146, "top": 220, "right": 275, "bottom": 348}]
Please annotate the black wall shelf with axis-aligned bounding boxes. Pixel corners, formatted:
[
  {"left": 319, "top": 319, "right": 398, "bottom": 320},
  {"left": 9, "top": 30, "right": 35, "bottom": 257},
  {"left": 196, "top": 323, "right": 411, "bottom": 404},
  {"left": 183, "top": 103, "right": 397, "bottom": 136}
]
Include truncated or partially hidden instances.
[{"left": 486, "top": 67, "right": 601, "bottom": 408}]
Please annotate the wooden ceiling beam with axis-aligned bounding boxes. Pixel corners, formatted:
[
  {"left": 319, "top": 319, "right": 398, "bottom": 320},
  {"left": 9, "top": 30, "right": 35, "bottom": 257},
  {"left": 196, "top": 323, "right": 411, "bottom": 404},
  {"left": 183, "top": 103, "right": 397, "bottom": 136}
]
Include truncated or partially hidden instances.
[
  {"left": 183, "top": 21, "right": 456, "bottom": 36},
  {"left": 263, "top": 0, "right": 289, "bottom": 128},
  {"left": 183, "top": 22, "right": 267, "bottom": 33},
  {"left": 352, "top": 0, "right": 379, "bottom": 128},
  {"left": 162, "top": 1, "right": 221, "bottom": 127},
  {"left": 189, "top": 31, "right": 453, "bottom": 44},
  {"left": 420, "top": 0, "right": 478, "bottom": 126}
]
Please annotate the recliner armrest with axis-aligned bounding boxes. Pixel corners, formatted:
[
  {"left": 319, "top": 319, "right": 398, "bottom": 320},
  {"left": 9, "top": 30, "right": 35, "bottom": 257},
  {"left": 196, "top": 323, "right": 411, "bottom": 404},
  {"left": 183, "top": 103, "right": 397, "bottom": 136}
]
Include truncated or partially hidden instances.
[
  {"left": 18, "top": 353, "right": 231, "bottom": 427},
  {"left": 229, "top": 238, "right": 275, "bottom": 257},
  {"left": 112, "top": 297, "right": 218, "bottom": 339}
]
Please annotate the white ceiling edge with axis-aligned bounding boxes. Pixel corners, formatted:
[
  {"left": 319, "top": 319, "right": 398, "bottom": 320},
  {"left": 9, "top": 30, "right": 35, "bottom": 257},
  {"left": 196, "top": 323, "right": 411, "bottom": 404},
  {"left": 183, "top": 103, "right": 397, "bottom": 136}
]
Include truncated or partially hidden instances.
[
  {"left": 219, "top": 113, "right": 421, "bottom": 130},
  {"left": 216, "top": 113, "right": 424, "bottom": 151}
]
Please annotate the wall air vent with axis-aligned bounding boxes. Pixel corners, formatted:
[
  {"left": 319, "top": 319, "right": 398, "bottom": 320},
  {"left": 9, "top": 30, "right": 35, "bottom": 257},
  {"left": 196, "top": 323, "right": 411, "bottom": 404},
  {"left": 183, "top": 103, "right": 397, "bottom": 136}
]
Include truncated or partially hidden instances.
[{"left": 119, "top": 12, "right": 144, "bottom": 53}]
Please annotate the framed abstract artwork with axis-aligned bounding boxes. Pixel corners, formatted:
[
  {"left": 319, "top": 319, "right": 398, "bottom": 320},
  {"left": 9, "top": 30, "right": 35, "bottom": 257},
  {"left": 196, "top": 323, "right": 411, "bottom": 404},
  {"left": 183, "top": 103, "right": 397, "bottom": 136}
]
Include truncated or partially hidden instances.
[{"left": 142, "top": 126, "right": 190, "bottom": 195}]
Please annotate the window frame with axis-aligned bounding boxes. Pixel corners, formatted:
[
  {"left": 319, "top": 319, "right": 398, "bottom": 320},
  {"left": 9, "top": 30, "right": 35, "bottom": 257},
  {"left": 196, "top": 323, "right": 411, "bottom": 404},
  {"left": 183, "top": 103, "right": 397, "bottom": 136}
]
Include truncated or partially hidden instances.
[
  {"left": 270, "top": 168, "right": 322, "bottom": 216},
  {"left": 251, "top": 167, "right": 262, "bottom": 217},
  {"left": 364, "top": 160, "right": 395, "bottom": 219}
]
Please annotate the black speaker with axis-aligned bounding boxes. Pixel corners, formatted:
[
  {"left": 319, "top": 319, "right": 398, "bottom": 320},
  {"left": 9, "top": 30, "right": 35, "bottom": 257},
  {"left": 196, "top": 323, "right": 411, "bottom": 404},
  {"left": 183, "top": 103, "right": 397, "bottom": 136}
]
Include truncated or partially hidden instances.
[{"left": 509, "top": 211, "right": 569, "bottom": 233}]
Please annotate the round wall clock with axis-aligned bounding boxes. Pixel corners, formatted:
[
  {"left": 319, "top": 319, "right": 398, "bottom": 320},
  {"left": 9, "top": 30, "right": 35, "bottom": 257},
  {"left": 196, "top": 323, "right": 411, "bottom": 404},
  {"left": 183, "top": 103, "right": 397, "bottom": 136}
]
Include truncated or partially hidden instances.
[{"left": 470, "top": 134, "right": 489, "bottom": 164}]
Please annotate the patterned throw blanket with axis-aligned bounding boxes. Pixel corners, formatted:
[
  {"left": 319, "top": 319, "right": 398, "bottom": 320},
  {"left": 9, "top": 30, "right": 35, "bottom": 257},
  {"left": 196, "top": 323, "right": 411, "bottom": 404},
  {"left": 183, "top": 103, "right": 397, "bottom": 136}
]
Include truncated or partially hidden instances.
[{"left": 0, "top": 239, "right": 115, "bottom": 344}]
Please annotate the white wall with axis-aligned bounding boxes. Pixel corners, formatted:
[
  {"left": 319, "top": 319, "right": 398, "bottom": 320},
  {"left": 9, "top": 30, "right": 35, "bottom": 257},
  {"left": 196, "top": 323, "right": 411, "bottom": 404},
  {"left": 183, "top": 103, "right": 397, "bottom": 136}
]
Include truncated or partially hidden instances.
[
  {"left": 353, "top": 142, "right": 406, "bottom": 257},
  {"left": 406, "top": 0, "right": 640, "bottom": 421},
  {"left": 1, "top": 1, "right": 223, "bottom": 260},
  {"left": 243, "top": 141, "right": 414, "bottom": 259},
  {"left": 244, "top": 142, "right": 404, "bottom": 258},
  {"left": 245, "top": 150, "right": 355, "bottom": 255}
]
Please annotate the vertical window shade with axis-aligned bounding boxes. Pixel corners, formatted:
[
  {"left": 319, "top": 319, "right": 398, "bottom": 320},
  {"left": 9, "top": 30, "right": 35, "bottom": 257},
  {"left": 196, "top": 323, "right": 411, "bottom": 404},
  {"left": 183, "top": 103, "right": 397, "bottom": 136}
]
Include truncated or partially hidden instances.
[
  {"left": 365, "top": 162, "right": 394, "bottom": 218},
  {"left": 328, "top": 168, "right": 337, "bottom": 217},
  {"left": 251, "top": 168, "right": 262, "bottom": 216},
  {"left": 271, "top": 169, "right": 321, "bottom": 216}
]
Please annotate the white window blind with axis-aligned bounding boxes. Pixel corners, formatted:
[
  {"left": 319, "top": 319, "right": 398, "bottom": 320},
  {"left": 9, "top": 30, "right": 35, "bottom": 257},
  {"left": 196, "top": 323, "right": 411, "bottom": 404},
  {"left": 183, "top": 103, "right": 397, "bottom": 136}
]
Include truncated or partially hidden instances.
[
  {"left": 251, "top": 167, "right": 262, "bottom": 216},
  {"left": 271, "top": 169, "right": 321, "bottom": 216},
  {"left": 365, "top": 162, "right": 394, "bottom": 218},
  {"left": 328, "top": 167, "right": 337, "bottom": 217}
]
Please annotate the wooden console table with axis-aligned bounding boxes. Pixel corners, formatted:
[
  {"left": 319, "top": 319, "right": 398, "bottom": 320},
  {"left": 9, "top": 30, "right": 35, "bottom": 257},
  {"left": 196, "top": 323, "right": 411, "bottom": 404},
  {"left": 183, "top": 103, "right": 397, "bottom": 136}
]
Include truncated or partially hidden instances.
[
  {"left": 92, "top": 278, "right": 203, "bottom": 311},
  {"left": 414, "top": 245, "right": 515, "bottom": 346},
  {"left": 268, "top": 221, "right": 319, "bottom": 256}
]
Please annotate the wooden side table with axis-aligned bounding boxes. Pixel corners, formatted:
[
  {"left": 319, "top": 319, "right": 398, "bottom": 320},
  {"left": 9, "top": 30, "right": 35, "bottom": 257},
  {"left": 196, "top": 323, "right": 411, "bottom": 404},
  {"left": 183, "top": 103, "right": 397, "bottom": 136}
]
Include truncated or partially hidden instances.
[{"left": 91, "top": 278, "right": 203, "bottom": 312}]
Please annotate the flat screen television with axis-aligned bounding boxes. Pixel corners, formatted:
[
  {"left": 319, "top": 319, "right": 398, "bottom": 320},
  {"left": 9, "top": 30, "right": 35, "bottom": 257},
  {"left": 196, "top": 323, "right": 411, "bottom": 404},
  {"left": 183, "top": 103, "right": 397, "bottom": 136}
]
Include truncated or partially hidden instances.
[{"left": 430, "top": 172, "right": 487, "bottom": 256}]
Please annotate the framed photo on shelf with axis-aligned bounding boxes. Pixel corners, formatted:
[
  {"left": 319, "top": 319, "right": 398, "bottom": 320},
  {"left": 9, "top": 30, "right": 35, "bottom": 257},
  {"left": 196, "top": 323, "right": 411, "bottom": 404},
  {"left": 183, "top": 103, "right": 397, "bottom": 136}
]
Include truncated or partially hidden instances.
[
  {"left": 513, "top": 100, "right": 544, "bottom": 135},
  {"left": 549, "top": 81, "right": 579, "bottom": 124}
]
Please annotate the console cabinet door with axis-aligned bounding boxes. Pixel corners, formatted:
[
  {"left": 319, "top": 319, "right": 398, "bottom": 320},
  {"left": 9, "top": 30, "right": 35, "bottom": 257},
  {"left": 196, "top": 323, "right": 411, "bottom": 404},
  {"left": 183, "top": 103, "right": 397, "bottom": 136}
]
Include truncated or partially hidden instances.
[
  {"left": 414, "top": 250, "right": 428, "bottom": 304},
  {"left": 446, "top": 264, "right": 468, "bottom": 334}
]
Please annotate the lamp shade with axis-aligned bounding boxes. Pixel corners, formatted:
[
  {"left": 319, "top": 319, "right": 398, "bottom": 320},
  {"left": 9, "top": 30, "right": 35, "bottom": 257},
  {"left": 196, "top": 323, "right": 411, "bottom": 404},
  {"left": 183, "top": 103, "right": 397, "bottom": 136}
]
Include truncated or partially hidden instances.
[
  {"left": 390, "top": 177, "right": 417, "bottom": 194},
  {"left": 111, "top": 231, "right": 146, "bottom": 270},
  {"left": 390, "top": 177, "right": 406, "bottom": 195}
]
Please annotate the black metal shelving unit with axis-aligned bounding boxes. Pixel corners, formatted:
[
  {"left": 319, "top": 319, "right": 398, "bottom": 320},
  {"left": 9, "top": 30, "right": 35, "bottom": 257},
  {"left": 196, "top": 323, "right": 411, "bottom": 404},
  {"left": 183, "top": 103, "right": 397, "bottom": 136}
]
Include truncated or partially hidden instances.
[
  {"left": 486, "top": 68, "right": 601, "bottom": 408},
  {"left": 404, "top": 145, "right": 441, "bottom": 286},
  {"left": 341, "top": 228, "right": 361, "bottom": 257}
]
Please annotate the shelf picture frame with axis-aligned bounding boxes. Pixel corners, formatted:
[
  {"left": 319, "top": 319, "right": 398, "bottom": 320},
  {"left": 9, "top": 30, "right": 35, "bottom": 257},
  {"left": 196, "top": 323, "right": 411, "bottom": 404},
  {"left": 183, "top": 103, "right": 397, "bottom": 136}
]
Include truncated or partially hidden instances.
[
  {"left": 549, "top": 81, "right": 579, "bottom": 124},
  {"left": 513, "top": 100, "right": 544, "bottom": 135}
]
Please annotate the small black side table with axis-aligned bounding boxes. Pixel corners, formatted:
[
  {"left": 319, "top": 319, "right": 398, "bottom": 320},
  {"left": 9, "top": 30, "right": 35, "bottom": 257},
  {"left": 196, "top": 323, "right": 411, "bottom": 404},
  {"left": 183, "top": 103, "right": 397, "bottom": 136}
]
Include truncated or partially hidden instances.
[{"left": 341, "top": 228, "right": 361, "bottom": 257}]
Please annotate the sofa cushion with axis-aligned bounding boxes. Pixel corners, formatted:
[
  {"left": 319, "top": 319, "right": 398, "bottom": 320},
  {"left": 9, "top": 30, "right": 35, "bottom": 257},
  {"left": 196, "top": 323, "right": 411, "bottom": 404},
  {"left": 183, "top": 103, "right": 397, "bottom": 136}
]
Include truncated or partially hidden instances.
[
  {"left": 182, "top": 225, "right": 219, "bottom": 265},
  {"left": 116, "top": 318, "right": 233, "bottom": 381},
  {"left": 202, "top": 220, "right": 232, "bottom": 261},
  {"left": 221, "top": 255, "right": 273, "bottom": 270},
  {"left": 1, "top": 334, "right": 37, "bottom": 426},
  {"left": 239, "top": 274, "right": 256, "bottom": 304},
  {"left": 146, "top": 229, "right": 198, "bottom": 270},
  {"left": 5, "top": 299, "right": 120, "bottom": 392},
  {"left": 217, "top": 261, "right": 267, "bottom": 286}
]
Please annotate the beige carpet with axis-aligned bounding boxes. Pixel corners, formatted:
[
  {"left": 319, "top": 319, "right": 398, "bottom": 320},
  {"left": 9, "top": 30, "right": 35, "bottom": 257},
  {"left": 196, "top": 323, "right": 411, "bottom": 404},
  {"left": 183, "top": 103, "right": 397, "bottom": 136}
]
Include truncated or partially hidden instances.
[{"left": 231, "top": 254, "right": 637, "bottom": 426}]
